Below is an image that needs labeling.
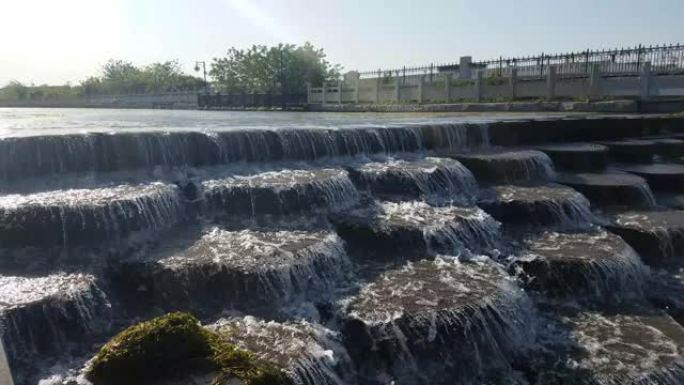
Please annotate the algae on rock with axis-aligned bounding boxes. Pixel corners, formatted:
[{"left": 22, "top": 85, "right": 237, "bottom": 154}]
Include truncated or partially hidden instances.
[{"left": 85, "top": 312, "right": 288, "bottom": 385}]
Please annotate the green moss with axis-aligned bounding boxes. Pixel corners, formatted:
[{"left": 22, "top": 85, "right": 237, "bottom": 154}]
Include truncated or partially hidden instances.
[{"left": 86, "top": 312, "right": 289, "bottom": 385}]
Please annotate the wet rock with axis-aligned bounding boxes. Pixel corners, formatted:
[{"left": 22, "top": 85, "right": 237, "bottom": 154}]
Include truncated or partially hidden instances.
[
  {"left": 479, "top": 184, "right": 594, "bottom": 230},
  {"left": 210, "top": 316, "right": 356, "bottom": 385},
  {"left": 201, "top": 168, "right": 360, "bottom": 220},
  {"left": 331, "top": 201, "right": 501, "bottom": 259},
  {"left": 0, "top": 274, "right": 111, "bottom": 383},
  {"left": 0, "top": 183, "right": 184, "bottom": 248},
  {"left": 600, "top": 139, "right": 657, "bottom": 163},
  {"left": 513, "top": 231, "right": 648, "bottom": 301},
  {"left": 607, "top": 211, "right": 684, "bottom": 265},
  {"left": 536, "top": 143, "right": 609, "bottom": 172},
  {"left": 556, "top": 172, "right": 656, "bottom": 209},
  {"left": 440, "top": 149, "right": 556, "bottom": 184},
  {"left": 341, "top": 258, "right": 537, "bottom": 384},
  {"left": 616, "top": 163, "right": 684, "bottom": 192},
  {"left": 349, "top": 157, "right": 477, "bottom": 205},
  {"left": 113, "top": 228, "right": 351, "bottom": 314}
]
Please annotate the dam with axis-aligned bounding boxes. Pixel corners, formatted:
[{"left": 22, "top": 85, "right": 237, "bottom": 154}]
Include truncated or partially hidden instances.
[{"left": 1, "top": 108, "right": 684, "bottom": 384}]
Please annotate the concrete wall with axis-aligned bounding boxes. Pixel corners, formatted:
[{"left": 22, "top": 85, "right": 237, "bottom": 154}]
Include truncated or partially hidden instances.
[
  {"left": 0, "top": 92, "right": 198, "bottom": 109},
  {"left": 309, "top": 63, "right": 684, "bottom": 105}
]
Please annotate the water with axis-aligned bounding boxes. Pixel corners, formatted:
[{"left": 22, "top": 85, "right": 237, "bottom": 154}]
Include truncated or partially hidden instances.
[
  {"left": 0, "top": 108, "right": 575, "bottom": 137},
  {"left": 0, "top": 109, "right": 679, "bottom": 385}
]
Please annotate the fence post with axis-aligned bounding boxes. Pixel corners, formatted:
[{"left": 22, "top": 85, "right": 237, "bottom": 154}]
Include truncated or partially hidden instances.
[
  {"left": 394, "top": 76, "right": 401, "bottom": 102},
  {"left": 509, "top": 68, "right": 517, "bottom": 100},
  {"left": 418, "top": 76, "right": 424, "bottom": 104},
  {"left": 321, "top": 83, "right": 327, "bottom": 104},
  {"left": 445, "top": 74, "right": 452, "bottom": 103},
  {"left": 306, "top": 82, "right": 312, "bottom": 104},
  {"left": 375, "top": 77, "right": 381, "bottom": 104},
  {"left": 338, "top": 80, "right": 343, "bottom": 105},
  {"left": 546, "top": 65, "right": 557, "bottom": 99},
  {"left": 589, "top": 63, "right": 601, "bottom": 98},
  {"left": 475, "top": 70, "right": 483, "bottom": 102},
  {"left": 640, "top": 61, "right": 652, "bottom": 100},
  {"left": 354, "top": 77, "right": 360, "bottom": 104}
]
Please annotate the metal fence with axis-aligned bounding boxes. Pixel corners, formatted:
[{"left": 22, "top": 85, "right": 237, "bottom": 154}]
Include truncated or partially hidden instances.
[{"left": 357, "top": 44, "right": 684, "bottom": 81}]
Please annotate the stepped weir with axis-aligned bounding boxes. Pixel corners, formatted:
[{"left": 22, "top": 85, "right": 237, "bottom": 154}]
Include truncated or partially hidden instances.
[{"left": 2, "top": 113, "right": 684, "bottom": 384}]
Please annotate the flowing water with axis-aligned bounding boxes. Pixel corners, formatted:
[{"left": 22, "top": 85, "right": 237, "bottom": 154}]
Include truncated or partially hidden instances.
[{"left": 0, "top": 108, "right": 681, "bottom": 385}]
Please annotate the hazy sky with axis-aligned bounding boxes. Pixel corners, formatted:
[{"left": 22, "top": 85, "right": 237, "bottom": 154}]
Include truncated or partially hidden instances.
[{"left": 2, "top": 0, "right": 683, "bottom": 85}]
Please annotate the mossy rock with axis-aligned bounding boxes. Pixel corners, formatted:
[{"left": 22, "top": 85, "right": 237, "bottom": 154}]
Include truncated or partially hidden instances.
[{"left": 86, "top": 312, "right": 289, "bottom": 385}]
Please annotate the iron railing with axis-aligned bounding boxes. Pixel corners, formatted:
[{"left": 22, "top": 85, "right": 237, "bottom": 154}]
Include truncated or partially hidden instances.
[{"left": 356, "top": 44, "right": 684, "bottom": 81}]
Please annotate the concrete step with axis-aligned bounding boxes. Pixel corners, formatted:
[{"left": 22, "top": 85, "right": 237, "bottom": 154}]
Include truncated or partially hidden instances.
[
  {"left": 201, "top": 168, "right": 360, "bottom": 221},
  {"left": 331, "top": 201, "right": 502, "bottom": 259},
  {"left": 341, "top": 258, "right": 536, "bottom": 384},
  {"left": 615, "top": 163, "right": 684, "bottom": 192},
  {"left": 437, "top": 149, "right": 555, "bottom": 185},
  {"left": 0, "top": 274, "right": 111, "bottom": 384},
  {"left": 478, "top": 184, "right": 594, "bottom": 231},
  {"left": 348, "top": 157, "right": 477, "bottom": 205},
  {"left": 607, "top": 210, "right": 684, "bottom": 265},
  {"left": 209, "top": 317, "right": 355, "bottom": 385},
  {"left": 0, "top": 183, "right": 184, "bottom": 249},
  {"left": 111, "top": 228, "right": 352, "bottom": 316},
  {"left": 513, "top": 230, "right": 648, "bottom": 301},
  {"left": 530, "top": 305, "right": 684, "bottom": 384},
  {"left": 536, "top": 142, "right": 609, "bottom": 172},
  {"left": 556, "top": 172, "right": 657, "bottom": 210},
  {"left": 600, "top": 139, "right": 657, "bottom": 163}
]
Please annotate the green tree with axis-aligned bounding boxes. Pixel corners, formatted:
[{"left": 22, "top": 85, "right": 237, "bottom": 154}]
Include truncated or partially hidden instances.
[
  {"left": 0, "top": 81, "right": 30, "bottom": 101},
  {"left": 210, "top": 42, "right": 341, "bottom": 94}
]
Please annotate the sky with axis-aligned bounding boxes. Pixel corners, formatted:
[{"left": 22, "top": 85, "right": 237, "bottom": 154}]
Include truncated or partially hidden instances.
[{"left": 1, "top": 0, "right": 683, "bottom": 85}]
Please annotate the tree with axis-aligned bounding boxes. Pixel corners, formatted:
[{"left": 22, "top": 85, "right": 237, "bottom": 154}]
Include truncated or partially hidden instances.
[
  {"left": 210, "top": 42, "right": 341, "bottom": 94},
  {"left": 0, "top": 81, "right": 30, "bottom": 101}
]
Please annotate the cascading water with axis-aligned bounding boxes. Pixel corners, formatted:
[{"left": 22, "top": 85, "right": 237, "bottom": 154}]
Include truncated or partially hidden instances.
[
  {"left": 0, "top": 123, "right": 490, "bottom": 182},
  {"left": 608, "top": 211, "right": 684, "bottom": 264},
  {"left": 342, "top": 257, "right": 537, "bottom": 384},
  {"left": 201, "top": 168, "right": 360, "bottom": 221},
  {"left": 478, "top": 184, "right": 596, "bottom": 231},
  {"left": 0, "top": 274, "right": 111, "bottom": 384},
  {"left": 0, "top": 182, "right": 183, "bottom": 248},
  {"left": 0, "top": 112, "right": 681, "bottom": 385},
  {"left": 210, "top": 316, "right": 357, "bottom": 385},
  {"left": 332, "top": 200, "right": 502, "bottom": 259},
  {"left": 349, "top": 157, "right": 478, "bottom": 205},
  {"left": 115, "top": 228, "right": 353, "bottom": 314},
  {"left": 513, "top": 230, "right": 650, "bottom": 301},
  {"left": 445, "top": 149, "right": 556, "bottom": 185}
]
